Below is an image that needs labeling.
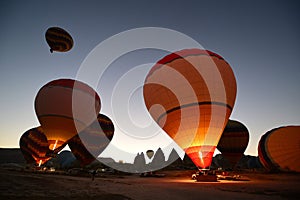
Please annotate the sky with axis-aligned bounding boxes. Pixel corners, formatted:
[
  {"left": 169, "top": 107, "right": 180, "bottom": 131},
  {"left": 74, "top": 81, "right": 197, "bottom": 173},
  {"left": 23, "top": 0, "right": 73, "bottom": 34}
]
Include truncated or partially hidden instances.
[{"left": 0, "top": 0, "right": 299, "bottom": 164}]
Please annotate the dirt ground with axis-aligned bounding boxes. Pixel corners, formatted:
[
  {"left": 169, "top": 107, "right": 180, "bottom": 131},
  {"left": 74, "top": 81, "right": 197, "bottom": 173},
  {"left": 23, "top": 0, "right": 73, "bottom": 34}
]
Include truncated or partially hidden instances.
[{"left": 0, "top": 168, "right": 299, "bottom": 200}]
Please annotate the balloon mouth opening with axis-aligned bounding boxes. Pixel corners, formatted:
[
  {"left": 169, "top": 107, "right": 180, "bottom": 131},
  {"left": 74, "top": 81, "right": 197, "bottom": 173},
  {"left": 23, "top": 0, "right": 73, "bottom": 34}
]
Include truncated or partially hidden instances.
[
  {"left": 185, "top": 145, "right": 216, "bottom": 170},
  {"left": 48, "top": 139, "right": 65, "bottom": 152}
]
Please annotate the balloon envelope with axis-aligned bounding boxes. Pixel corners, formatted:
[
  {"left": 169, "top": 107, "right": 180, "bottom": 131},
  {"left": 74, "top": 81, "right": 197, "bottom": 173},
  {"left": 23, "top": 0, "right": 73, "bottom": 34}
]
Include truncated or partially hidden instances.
[
  {"left": 258, "top": 126, "right": 300, "bottom": 172},
  {"left": 217, "top": 119, "right": 249, "bottom": 168},
  {"left": 45, "top": 27, "right": 74, "bottom": 53},
  {"left": 146, "top": 150, "right": 154, "bottom": 159},
  {"left": 35, "top": 79, "right": 101, "bottom": 151},
  {"left": 143, "top": 49, "right": 237, "bottom": 170},
  {"left": 68, "top": 113, "right": 114, "bottom": 166},
  {"left": 97, "top": 113, "right": 114, "bottom": 141},
  {"left": 19, "top": 127, "right": 51, "bottom": 166}
]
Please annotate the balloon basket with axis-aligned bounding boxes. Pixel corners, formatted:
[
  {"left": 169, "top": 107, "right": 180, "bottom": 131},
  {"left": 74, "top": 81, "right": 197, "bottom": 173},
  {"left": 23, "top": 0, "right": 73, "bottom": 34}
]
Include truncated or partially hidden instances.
[
  {"left": 195, "top": 173, "right": 217, "bottom": 182},
  {"left": 192, "top": 170, "right": 218, "bottom": 182},
  {"left": 216, "top": 173, "right": 250, "bottom": 181}
]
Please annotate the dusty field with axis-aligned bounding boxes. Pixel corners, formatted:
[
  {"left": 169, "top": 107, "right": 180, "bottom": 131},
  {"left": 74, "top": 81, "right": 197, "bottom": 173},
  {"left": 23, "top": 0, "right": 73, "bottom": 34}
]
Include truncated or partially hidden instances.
[{"left": 0, "top": 168, "right": 299, "bottom": 200}]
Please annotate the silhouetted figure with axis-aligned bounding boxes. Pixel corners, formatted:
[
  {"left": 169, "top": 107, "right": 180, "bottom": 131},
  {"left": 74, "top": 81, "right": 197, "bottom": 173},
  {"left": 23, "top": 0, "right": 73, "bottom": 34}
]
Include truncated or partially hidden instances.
[{"left": 91, "top": 170, "right": 97, "bottom": 181}]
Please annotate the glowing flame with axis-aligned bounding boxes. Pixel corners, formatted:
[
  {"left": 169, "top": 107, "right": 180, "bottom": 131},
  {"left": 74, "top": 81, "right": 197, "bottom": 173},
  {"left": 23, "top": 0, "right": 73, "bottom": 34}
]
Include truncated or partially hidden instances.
[
  {"left": 199, "top": 151, "right": 204, "bottom": 166},
  {"left": 52, "top": 140, "right": 58, "bottom": 150},
  {"left": 38, "top": 160, "right": 42, "bottom": 167}
]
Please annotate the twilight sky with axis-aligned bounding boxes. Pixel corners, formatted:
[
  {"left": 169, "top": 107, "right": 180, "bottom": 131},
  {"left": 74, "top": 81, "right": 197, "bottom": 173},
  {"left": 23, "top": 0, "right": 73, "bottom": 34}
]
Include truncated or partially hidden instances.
[{"left": 0, "top": 0, "right": 299, "bottom": 163}]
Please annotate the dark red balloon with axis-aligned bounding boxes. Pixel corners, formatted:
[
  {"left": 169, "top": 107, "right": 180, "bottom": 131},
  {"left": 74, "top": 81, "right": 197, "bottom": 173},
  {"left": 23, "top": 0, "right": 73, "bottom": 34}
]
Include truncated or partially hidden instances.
[
  {"left": 19, "top": 127, "right": 51, "bottom": 166},
  {"left": 68, "top": 114, "right": 114, "bottom": 166},
  {"left": 217, "top": 120, "right": 249, "bottom": 169},
  {"left": 45, "top": 27, "right": 74, "bottom": 53}
]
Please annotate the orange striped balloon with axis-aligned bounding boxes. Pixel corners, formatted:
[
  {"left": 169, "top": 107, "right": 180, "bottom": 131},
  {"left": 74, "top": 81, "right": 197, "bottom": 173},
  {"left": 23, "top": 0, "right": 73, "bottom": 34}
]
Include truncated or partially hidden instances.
[
  {"left": 217, "top": 119, "right": 249, "bottom": 169},
  {"left": 258, "top": 126, "right": 300, "bottom": 172},
  {"left": 35, "top": 79, "right": 101, "bottom": 151},
  {"left": 144, "top": 49, "right": 237, "bottom": 170},
  {"left": 45, "top": 27, "right": 74, "bottom": 53},
  {"left": 68, "top": 113, "right": 114, "bottom": 166},
  {"left": 19, "top": 127, "right": 51, "bottom": 166},
  {"left": 97, "top": 113, "right": 114, "bottom": 141}
]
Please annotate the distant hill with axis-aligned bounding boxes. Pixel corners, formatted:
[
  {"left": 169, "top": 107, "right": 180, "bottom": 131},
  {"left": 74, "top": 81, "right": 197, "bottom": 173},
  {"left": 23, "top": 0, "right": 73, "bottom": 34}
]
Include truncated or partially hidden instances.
[
  {"left": 0, "top": 148, "right": 26, "bottom": 164},
  {"left": 0, "top": 148, "right": 263, "bottom": 172}
]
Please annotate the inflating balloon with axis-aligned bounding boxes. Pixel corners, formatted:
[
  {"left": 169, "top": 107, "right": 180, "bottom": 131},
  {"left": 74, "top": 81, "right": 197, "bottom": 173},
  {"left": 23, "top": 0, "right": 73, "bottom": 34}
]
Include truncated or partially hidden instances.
[
  {"left": 19, "top": 127, "right": 51, "bottom": 166},
  {"left": 35, "top": 79, "right": 101, "bottom": 151},
  {"left": 45, "top": 27, "right": 74, "bottom": 53},
  {"left": 258, "top": 126, "right": 300, "bottom": 172},
  {"left": 217, "top": 119, "right": 249, "bottom": 169},
  {"left": 143, "top": 48, "right": 237, "bottom": 170},
  {"left": 68, "top": 113, "right": 114, "bottom": 166}
]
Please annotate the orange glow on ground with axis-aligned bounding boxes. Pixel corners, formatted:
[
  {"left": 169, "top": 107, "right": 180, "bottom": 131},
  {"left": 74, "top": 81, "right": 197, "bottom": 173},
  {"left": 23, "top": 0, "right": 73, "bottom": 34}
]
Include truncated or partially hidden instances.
[{"left": 161, "top": 177, "right": 251, "bottom": 184}]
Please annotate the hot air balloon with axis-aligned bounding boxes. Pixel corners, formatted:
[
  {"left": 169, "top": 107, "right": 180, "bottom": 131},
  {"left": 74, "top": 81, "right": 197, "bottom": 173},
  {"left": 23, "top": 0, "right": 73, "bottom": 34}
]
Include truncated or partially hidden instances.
[
  {"left": 146, "top": 150, "right": 154, "bottom": 160},
  {"left": 19, "top": 127, "right": 51, "bottom": 166},
  {"left": 217, "top": 119, "right": 249, "bottom": 169},
  {"left": 68, "top": 113, "right": 114, "bottom": 166},
  {"left": 45, "top": 27, "right": 74, "bottom": 53},
  {"left": 143, "top": 48, "right": 237, "bottom": 171},
  {"left": 97, "top": 113, "right": 114, "bottom": 141},
  {"left": 258, "top": 126, "right": 300, "bottom": 172},
  {"left": 35, "top": 79, "right": 101, "bottom": 151}
]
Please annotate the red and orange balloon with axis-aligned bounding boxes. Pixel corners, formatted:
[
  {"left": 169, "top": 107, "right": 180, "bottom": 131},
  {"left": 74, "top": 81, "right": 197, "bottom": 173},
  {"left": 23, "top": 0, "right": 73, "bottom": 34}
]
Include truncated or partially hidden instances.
[
  {"left": 258, "top": 126, "right": 300, "bottom": 172},
  {"left": 143, "top": 49, "right": 237, "bottom": 170},
  {"left": 35, "top": 79, "right": 101, "bottom": 151},
  {"left": 68, "top": 113, "right": 115, "bottom": 166},
  {"left": 19, "top": 127, "right": 51, "bottom": 166},
  {"left": 45, "top": 27, "right": 74, "bottom": 53},
  {"left": 217, "top": 119, "right": 249, "bottom": 169}
]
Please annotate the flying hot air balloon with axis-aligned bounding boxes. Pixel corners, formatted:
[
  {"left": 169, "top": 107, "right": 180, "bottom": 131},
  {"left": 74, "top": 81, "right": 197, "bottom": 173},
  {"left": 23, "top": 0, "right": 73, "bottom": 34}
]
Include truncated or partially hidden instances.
[
  {"left": 68, "top": 113, "right": 115, "bottom": 166},
  {"left": 35, "top": 79, "right": 101, "bottom": 151},
  {"left": 258, "top": 126, "right": 300, "bottom": 172},
  {"left": 143, "top": 48, "right": 237, "bottom": 171},
  {"left": 19, "top": 127, "right": 51, "bottom": 166},
  {"left": 146, "top": 150, "right": 154, "bottom": 160},
  {"left": 45, "top": 27, "right": 74, "bottom": 53},
  {"left": 217, "top": 119, "right": 249, "bottom": 169}
]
